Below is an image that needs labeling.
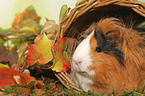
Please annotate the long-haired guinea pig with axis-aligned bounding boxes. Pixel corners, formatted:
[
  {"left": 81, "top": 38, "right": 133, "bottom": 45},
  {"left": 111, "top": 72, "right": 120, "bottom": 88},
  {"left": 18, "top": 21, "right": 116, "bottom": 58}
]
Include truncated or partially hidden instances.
[{"left": 70, "top": 18, "right": 145, "bottom": 95}]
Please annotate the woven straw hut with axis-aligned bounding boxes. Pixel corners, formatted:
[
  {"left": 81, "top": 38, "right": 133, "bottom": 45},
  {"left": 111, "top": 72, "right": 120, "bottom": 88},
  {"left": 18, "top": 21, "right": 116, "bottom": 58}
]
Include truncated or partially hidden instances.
[{"left": 54, "top": 0, "right": 145, "bottom": 93}]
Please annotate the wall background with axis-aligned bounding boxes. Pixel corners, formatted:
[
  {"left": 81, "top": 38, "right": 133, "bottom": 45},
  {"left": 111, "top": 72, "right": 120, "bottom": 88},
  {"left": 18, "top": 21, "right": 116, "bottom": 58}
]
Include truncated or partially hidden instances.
[
  {"left": 0, "top": 0, "right": 144, "bottom": 29},
  {"left": 0, "top": 0, "right": 77, "bottom": 29}
]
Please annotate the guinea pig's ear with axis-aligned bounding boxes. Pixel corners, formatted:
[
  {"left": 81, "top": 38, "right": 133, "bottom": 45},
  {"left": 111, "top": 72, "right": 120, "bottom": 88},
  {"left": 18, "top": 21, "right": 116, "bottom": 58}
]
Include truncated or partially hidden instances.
[
  {"left": 94, "top": 28, "right": 106, "bottom": 52},
  {"left": 97, "top": 18, "right": 123, "bottom": 43},
  {"left": 94, "top": 27, "right": 124, "bottom": 66}
]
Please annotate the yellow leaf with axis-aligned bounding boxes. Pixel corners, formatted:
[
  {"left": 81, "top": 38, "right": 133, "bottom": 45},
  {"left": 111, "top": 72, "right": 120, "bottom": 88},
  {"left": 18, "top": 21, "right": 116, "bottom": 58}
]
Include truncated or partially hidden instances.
[{"left": 26, "top": 33, "right": 53, "bottom": 65}]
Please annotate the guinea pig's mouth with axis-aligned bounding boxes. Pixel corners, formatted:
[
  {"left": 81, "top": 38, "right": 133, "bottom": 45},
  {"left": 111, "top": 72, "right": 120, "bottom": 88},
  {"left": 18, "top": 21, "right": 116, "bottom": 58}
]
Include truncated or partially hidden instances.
[
  {"left": 78, "top": 71, "right": 86, "bottom": 73},
  {"left": 72, "top": 60, "right": 89, "bottom": 73},
  {"left": 77, "top": 71, "right": 90, "bottom": 77}
]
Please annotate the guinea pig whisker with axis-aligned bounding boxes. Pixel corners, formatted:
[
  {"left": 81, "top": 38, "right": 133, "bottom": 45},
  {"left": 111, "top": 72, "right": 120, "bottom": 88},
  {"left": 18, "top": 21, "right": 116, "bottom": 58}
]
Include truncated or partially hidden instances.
[{"left": 78, "top": 71, "right": 92, "bottom": 78}]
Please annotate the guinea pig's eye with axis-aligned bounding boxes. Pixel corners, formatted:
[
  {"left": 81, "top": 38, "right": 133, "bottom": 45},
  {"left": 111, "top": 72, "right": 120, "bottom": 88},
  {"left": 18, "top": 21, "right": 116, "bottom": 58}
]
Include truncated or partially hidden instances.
[{"left": 95, "top": 47, "right": 102, "bottom": 52}]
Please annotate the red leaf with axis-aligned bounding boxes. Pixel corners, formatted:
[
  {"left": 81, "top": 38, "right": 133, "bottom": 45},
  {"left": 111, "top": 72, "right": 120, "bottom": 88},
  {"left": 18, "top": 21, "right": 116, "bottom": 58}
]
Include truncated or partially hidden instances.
[
  {"left": 0, "top": 67, "right": 20, "bottom": 88},
  {"left": 35, "top": 84, "right": 44, "bottom": 89},
  {"left": 35, "top": 80, "right": 44, "bottom": 89},
  {"left": 51, "top": 37, "right": 71, "bottom": 72}
]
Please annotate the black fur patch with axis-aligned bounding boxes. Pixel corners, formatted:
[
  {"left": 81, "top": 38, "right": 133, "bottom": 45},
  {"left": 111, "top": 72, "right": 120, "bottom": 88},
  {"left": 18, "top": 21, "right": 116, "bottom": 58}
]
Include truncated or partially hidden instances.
[{"left": 94, "top": 28, "right": 124, "bottom": 66}]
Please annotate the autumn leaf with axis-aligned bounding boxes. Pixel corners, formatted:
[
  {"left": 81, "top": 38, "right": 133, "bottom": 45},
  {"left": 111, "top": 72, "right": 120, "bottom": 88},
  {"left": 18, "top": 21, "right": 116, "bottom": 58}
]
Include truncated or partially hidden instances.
[
  {"left": 0, "top": 67, "right": 33, "bottom": 88},
  {"left": 34, "top": 34, "right": 42, "bottom": 43},
  {"left": 0, "top": 47, "right": 17, "bottom": 66},
  {"left": 42, "top": 20, "right": 58, "bottom": 39},
  {"left": 18, "top": 42, "right": 29, "bottom": 64},
  {"left": 11, "top": 13, "right": 21, "bottom": 31},
  {"left": 12, "top": 5, "right": 41, "bottom": 31},
  {"left": 11, "top": 5, "right": 42, "bottom": 47},
  {"left": 51, "top": 37, "right": 71, "bottom": 72},
  {"left": 13, "top": 72, "right": 33, "bottom": 86},
  {"left": 0, "top": 67, "right": 19, "bottom": 88},
  {"left": 26, "top": 33, "right": 53, "bottom": 65},
  {"left": 11, "top": 42, "right": 29, "bottom": 72}
]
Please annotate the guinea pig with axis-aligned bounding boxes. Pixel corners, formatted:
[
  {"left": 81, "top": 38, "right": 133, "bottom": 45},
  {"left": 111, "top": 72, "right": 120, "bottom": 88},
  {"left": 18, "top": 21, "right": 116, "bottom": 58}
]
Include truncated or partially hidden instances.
[{"left": 70, "top": 18, "right": 145, "bottom": 95}]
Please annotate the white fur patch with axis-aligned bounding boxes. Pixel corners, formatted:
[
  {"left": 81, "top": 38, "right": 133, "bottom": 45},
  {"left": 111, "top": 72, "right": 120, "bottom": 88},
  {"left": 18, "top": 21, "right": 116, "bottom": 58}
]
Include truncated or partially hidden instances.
[{"left": 70, "top": 30, "right": 95, "bottom": 92}]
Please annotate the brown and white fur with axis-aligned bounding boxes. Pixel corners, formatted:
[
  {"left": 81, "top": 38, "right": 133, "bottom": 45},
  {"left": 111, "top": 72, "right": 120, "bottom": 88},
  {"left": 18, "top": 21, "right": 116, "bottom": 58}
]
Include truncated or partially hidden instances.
[{"left": 70, "top": 18, "right": 145, "bottom": 95}]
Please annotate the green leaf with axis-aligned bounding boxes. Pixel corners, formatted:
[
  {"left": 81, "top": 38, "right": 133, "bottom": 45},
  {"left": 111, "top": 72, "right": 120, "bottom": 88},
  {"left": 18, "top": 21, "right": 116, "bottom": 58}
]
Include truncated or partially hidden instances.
[
  {"left": 59, "top": 5, "right": 68, "bottom": 22},
  {"left": 18, "top": 42, "right": 29, "bottom": 59}
]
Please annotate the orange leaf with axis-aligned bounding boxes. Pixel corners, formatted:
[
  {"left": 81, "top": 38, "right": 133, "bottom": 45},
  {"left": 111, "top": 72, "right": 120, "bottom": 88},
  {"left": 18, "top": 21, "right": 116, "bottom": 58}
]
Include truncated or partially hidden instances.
[
  {"left": 20, "top": 72, "right": 33, "bottom": 85},
  {"left": 0, "top": 67, "right": 34, "bottom": 88},
  {"left": 51, "top": 37, "right": 71, "bottom": 72},
  {"left": 12, "top": 5, "right": 41, "bottom": 31},
  {"left": 26, "top": 33, "right": 53, "bottom": 65}
]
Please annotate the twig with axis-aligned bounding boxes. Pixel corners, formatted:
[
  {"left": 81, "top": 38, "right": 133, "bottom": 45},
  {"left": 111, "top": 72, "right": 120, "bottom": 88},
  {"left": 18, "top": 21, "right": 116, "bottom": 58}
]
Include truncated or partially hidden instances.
[
  {"left": 54, "top": 73, "right": 70, "bottom": 89},
  {"left": 61, "top": 72, "right": 76, "bottom": 86}
]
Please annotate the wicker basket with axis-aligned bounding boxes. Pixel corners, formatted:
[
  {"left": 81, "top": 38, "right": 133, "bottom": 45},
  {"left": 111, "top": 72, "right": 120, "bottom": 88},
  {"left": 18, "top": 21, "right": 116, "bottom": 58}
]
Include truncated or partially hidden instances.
[{"left": 54, "top": 0, "right": 145, "bottom": 92}]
